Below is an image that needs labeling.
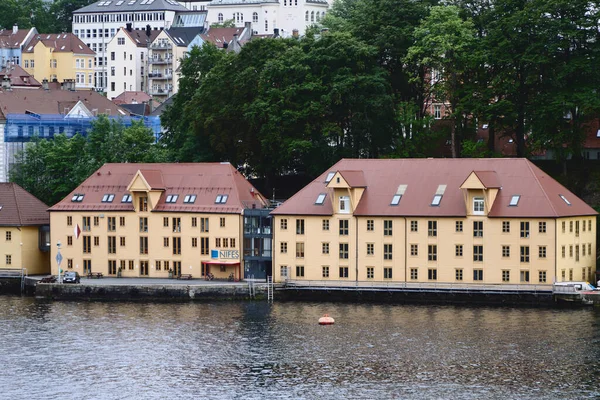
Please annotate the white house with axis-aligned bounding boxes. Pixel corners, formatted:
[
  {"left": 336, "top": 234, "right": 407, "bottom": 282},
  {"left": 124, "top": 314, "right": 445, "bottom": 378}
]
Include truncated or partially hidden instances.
[
  {"left": 106, "top": 24, "right": 162, "bottom": 100},
  {"left": 206, "top": 0, "right": 328, "bottom": 36}
]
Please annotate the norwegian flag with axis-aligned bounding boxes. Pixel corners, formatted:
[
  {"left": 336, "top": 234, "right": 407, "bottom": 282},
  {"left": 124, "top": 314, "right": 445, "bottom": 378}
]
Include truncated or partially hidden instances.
[{"left": 74, "top": 224, "right": 81, "bottom": 239}]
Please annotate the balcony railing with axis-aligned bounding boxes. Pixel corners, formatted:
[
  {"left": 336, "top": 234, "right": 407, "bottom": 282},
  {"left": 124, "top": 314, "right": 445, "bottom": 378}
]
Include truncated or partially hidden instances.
[
  {"left": 151, "top": 42, "right": 172, "bottom": 49},
  {"left": 150, "top": 88, "right": 171, "bottom": 96},
  {"left": 148, "top": 73, "right": 162, "bottom": 78},
  {"left": 149, "top": 58, "right": 172, "bottom": 65}
]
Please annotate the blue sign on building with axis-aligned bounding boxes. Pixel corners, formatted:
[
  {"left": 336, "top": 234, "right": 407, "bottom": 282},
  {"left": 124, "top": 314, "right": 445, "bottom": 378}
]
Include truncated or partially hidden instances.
[{"left": 211, "top": 250, "right": 219, "bottom": 259}]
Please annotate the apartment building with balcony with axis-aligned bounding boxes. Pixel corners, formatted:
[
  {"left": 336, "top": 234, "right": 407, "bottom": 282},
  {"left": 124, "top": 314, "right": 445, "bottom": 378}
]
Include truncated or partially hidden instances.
[
  {"left": 48, "top": 162, "right": 270, "bottom": 280},
  {"left": 148, "top": 27, "right": 203, "bottom": 100},
  {"left": 106, "top": 24, "right": 161, "bottom": 100},
  {"left": 271, "top": 158, "right": 597, "bottom": 287},
  {"left": 22, "top": 33, "right": 95, "bottom": 90}
]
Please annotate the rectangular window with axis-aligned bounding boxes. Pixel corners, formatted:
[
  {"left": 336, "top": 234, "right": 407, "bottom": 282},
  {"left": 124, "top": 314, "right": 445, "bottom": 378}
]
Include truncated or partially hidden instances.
[
  {"left": 428, "top": 245, "right": 437, "bottom": 261},
  {"left": 539, "top": 270, "right": 547, "bottom": 283},
  {"left": 107, "top": 217, "right": 116, "bottom": 232},
  {"left": 339, "top": 196, "right": 350, "bottom": 213},
  {"left": 383, "top": 244, "right": 392, "bottom": 260},
  {"left": 428, "top": 221, "right": 437, "bottom": 237},
  {"left": 192, "top": 217, "right": 197, "bottom": 228},
  {"left": 367, "top": 220, "right": 374, "bottom": 231},
  {"left": 200, "top": 237, "right": 209, "bottom": 255},
  {"left": 108, "top": 260, "right": 117, "bottom": 275},
  {"left": 562, "top": 245, "right": 566, "bottom": 258},
  {"left": 120, "top": 237, "right": 125, "bottom": 247},
  {"left": 539, "top": 221, "right": 546, "bottom": 233},
  {"left": 82, "top": 216, "right": 91, "bottom": 231},
  {"left": 539, "top": 246, "right": 547, "bottom": 259},
  {"left": 455, "top": 221, "right": 463, "bottom": 232},
  {"left": 562, "top": 221, "right": 566, "bottom": 233},
  {"left": 473, "top": 269, "right": 483, "bottom": 281},
  {"left": 366, "top": 267, "right": 374, "bottom": 279},
  {"left": 411, "top": 221, "right": 418, "bottom": 232},
  {"left": 5, "top": 255, "right": 11, "bottom": 265},
  {"left": 502, "top": 221, "right": 510, "bottom": 233},
  {"left": 322, "top": 266, "right": 329, "bottom": 278},
  {"left": 67, "top": 236, "right": 73, "bottom": 246},
  {"left": 94, "top": 236, "right": 99, "bottom": 246},
  {"left": 108, "top": 236, "right": 116, "bottom": 254},
  {"left": 410, "top": 268, "right": 418, "bottom": 280},
  {"left": 119, "top": 217, "right": 126, "bottom": 227},
  {"left": 215, "top": 238, "right": 221, "bottom": 247},
  {"left": 83, "top": 236, "right": 91, "bottom": 253},
  {"left": 520, "top": 221, "right": 529, "bottom": 238},
  {"left": 280, "top": 219, "right": 287, "bottom": 230},
  {"left": 339, "top": 266, "right": 349, "bottom": 278},
  {"left": 68, "top": 216, "right": 73, "bottom": 226},
  {"left": 502, "top": 245, "right": 510, "bottom": 258},
  {"left": 155, "top": 260, "right": 161, "bottom": 271},
  {"left": 322, "top": 242, "right": 329, "bottom": 254},
  {"left": 339, "top": 243, "right": 349, "bottom": 259},
  {"left": 296, "top": 265, "right": 304, "bottom": 277},
  {"left": 322, "top": 219, "right": 329, "bottom": 231},
  {"left": 473, "top": 221, "right": 483, "bottom": 237},
  {"left": 502, "top": 270, "right": 510, "bottom": 282},
  {"left": 339, "top": 219, "right": 349, "bottom": 235},
  {"left": 164, "top": 237, "right": 169, "bottom": 247},
  {"left": 455, "top": 268, "right": 463, "bottom": 281},
  {"left": 84, "top": 260, "right": 92, "bottom": 274},
  {"left": 220, "top": 217, "right": 225, "bottom": 228},
  {"left": 520, "top": 270, "right": 530, "bottom": 283},
  {"left": 94, "top": 216, "right": 99, "bottom": 226},
  {"left": 569, "top": 221, "right": 573, "bottom": 233},
  {"left": 383, "top": 220, "right": 392, "bottom": 236},
  {"left": 139, "top": 217, "right": 148, "bottom": 233},
  {"left": 589, "top": 220, "right": 592, "bottom": 232},
  {"left": 68, "top": 259, "right": 73, "bottom": 269},
  {"left": 575, "top": 221, "right": 580, "bottom": 237},
  {"left": 280, "top": 242, "right": 288, "bottom": 253},
  {"left": 367, "top": 243, "right": 374, "bottom": 255},
  {"left": 569, "top": 245, "right": 573, "bottom": 258},
  {"left": 455, "top": 244, "right": 463, "bottom": 257},
  {"left": 296, "top": 242, "right": 305, "bottom": 258},
  {"left": 140, "top": 237, "right": 148, "bottom": 254},
  {"left": 473, "top": 245, "right": 483, "bottom": 262},
  {"left": 173, "top": 217, "right": 181, "bottom": 233},
  {"left": 383, "top": 267, "right": 393, "bottom": 279},
  {"left": 139, "top": 196, "right": 148, "bottom": 212},
  {"left": 589, "top": 243, "right": 592, "bottom": 256},
  {"left": 200, "top": 218, "right": 209, "bottom": 233},
  {"left": 410, "top": 244, "right": 418, "bottom": 256},
  {"left": 428, "top": 268, "right": 437, "bottom": 280},
  {"left": 520, "top": 246, "right": 530, "bottom": 263},
  {"left": 296, "top": 219, "right": 305, "bottom": 234},
  {"left": 473, "top": 197, "right": 484, "bottom": 214},
  {"left": 280, "top": 266, "right": 288, "bottom": 278},
  {"left": 575, "top": 245, "right": 579, "bottom": 262},
  {"left": 5, "top": 231, "right": 11, "bottom": 241}
]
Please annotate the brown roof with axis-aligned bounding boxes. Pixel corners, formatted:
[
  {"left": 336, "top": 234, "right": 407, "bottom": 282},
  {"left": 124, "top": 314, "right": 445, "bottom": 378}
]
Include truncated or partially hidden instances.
[
  {"left": 122, "top": 28, "right": 162, "bottom": 48},
  {"left": 23, "top": 33, "right": 94, "bottom": 55},
  {"left": 0, "top": 183, "right": 49, "bottom": 226},
  {"left": 112, "top": 91, "right": 152, "bottom": 104},
  {"left": 337, "top": 171, "right": 366, "bottom": 187},
  {"left": 0, "top": 88, "right": 128, "bottom": 117},
  {"left": 49, "top": 163, "right": 269, "bottom": 213},
  {"left": 0, "top": 28, "right": 34, "bottom": 49},
  {"left": 0, "top": 65, "right": 41, "bottom": 88},
  {"left": 472, "top": 171, "right": 501, "bottom": 188},
  {"left": 271, "top": 158, "right": 597, "bottom": 218},
  {"left": 200, "top": 27, "right": 245, "bottom": 47}
]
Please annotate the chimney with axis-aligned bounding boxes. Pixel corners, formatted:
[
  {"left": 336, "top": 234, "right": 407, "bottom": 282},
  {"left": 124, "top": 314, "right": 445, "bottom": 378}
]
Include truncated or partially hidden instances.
[
  {"left": 126, "top": 23, "right": 132, "bottom": 32},
  {"left": 223, "top": 42, "right": 228, "bottom": 49},
  {"left": 2, "top": 75, "right": 11, "bottom": 90},
  {"left": 244, "top": 21, "right": 252, "bottom": 36},
  {"left": 292, "top": 29, "right": 299, "bottom": 38},
  {"left": 42, "top": 78, "right": 49, "bottom": 90},
  {"left": 12, "top": 25, "right": 17, "bottom": 35},
  {"left": 146, "top": 24, "right": 151, "bottom": 37},
  {"left": 273, "top": 28, "right": 279, "bottom": 38},
  {"left": 62, "top": 78, "right": 75, "bottom": 91}
]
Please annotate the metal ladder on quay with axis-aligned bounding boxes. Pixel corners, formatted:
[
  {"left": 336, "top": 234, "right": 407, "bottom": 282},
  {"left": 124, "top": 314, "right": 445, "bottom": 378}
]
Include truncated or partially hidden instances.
[{"left": 267, "top": 276, "right": 274, "bottom": 302}]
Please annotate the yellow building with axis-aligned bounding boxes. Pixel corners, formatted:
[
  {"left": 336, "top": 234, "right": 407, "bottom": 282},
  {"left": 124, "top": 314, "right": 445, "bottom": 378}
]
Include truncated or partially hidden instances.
[
  {"left": 0, "top": 183, "right": 50, "bottom": 275},
  {"left": 22, "top": 33, "right": 95, "bottom": 89},
  {"left": 48, "top": 163, "right": 268, "bottom": 279},
  {"left": 271, "top": 159, "right": 597, "bottom": 287}
]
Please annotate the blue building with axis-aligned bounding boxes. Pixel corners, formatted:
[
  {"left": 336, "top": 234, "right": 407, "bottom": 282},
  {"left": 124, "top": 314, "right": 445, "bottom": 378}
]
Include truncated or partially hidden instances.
[{"left": 0, "top": 26, "right": 37, "bottom": 68}]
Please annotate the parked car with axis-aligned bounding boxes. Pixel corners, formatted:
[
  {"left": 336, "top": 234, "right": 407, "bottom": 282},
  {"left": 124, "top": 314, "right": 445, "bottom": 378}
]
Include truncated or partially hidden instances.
[{"left": 62, "top": 271, "right": 81, "bottom": 284}]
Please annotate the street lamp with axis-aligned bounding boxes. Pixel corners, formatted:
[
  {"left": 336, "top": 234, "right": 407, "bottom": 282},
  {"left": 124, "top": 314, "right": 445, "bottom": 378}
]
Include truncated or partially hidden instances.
[{"left": 56, "top": 240, "right": 62, "bottom": 284}]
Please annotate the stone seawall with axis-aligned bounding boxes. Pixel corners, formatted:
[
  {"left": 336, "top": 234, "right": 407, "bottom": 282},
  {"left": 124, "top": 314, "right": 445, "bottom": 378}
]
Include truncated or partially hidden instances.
[{"left": 36, "top": 283, "right": 267, "bottom": 301}]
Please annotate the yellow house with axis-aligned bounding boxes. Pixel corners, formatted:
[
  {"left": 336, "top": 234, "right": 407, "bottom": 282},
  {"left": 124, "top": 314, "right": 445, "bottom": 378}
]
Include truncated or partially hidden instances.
[
  {"left": 271, "top": 158, "right": 597, "bottom": 287},
  {"left": 22, "top": 33, "right": 95, "bottom": 89},
  {"left": 48, "top": 163, "right": 269, "bottom": 279},
  {"left": 0, "top": 183, "right": 50, "bottom": 275}
]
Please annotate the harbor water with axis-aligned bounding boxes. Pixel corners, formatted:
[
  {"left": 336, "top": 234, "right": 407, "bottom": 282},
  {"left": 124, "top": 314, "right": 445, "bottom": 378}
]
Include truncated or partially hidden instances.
[{"left": 0, "top": 296, "right": 599, "bottom": 399}]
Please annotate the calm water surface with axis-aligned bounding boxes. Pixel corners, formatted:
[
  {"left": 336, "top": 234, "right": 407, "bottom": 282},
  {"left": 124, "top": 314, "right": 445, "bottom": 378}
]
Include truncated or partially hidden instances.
[{"left": 0, "top": 297, "right": 599, "bottom": 399}]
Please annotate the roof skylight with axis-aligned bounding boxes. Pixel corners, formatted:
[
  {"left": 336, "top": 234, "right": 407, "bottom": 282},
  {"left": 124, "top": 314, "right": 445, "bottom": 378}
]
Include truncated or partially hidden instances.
[
  {"left": 325, "top": 172, "right": 335, "bottom": 183},
  {"left": 71, "top": 194, "right": 84, "bottom": 202},
  {"left": 559, "top": 194, "right": 571, "bottom": 206},
  {"left": 215, "top": 194, "right": 228, "bottom": 204},
  {"left": 183, "top": 194, "right": 197, "bottom": 204},
  {"left": 315, "top": 193, "right": 326, "bottom": 205},
  {"left": 431, "top": 194, "right": 442, "bottom": 206},
  {"left": 102, "top": 194, "right": 115, "bottom": 203},
  {"left": 121, "top": 194, "right": 132, "bottom": 203},
  {"left": 391, "top": 194, "right": 402, "bottom": 206},
  {"left": 165, "top": 194, "right": 179, "bottom": 203},
  {"left": 509, "top": 195, "right": 520, "bottom": 206}
]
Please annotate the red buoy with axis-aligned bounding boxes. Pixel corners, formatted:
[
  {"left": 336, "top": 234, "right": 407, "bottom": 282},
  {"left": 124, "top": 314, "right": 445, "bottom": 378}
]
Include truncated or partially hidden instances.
[{"left": 318, "top": 314, "right": 335, "bottom": 325}]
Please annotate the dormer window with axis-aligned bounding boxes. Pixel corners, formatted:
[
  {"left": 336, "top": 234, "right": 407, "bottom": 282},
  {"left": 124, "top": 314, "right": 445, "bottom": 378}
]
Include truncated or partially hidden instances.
[
  {"left": 183, "top": 195, "right": 197, "bottom": 204},
  {"left": 509, "top": 195, "right": 520, "bottom": 206},
  {"left": 431, "top": 194, "right": 442, "bottom": 206},
  {"left": 102, "top": 194, "right": 115, "bottom": 203},
  {"left": 215, "top": 194, "right": 228, "bottom": 204},
  {"left": 315, "top": 193, "right": 326, "bottom": 205},
  {"left": 71, "top": 194, "right": 84, "bottom": 202},
  {"left": 339, "top": 196, "right": 350, "bottom": 214},
  {"left": 325, "top": 172, "right": 335, "bottom": 183},
  {"left": 473, "top": 197, "right": 484, "bottom": 214},
  {"left": 165, "top": 194, "right": 179, "bottom": 203},
  {"left": 391, "top": 194, "right": 402, "bottom": 206},
  {"left": 121, "top": 194, "right": 132, "bottom": 203},
  {"left": 559, "top": 194, "right": 571, "bottom": 206}
]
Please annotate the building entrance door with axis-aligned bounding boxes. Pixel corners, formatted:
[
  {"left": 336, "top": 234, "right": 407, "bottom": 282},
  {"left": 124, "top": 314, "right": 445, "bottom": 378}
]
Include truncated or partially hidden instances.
[{"left": 140, "top": 261, "right": 149, "bottom": 276}]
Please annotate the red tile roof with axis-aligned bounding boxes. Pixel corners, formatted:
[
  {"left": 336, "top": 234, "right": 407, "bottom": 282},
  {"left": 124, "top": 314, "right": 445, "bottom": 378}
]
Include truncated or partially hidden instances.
[
  {"left": 200, "top": 27, "right": 245, "bottom": 47},
  {"left": 472, "top": 171, "right": 501, "bottom": 188},
  {"left": 0, "top": 183, "right": 49, "bottom": 226},
  {"left": 271, "top": 158, "right": 597, "bottom": 218},
  {"left": 49, "top": 163, "right": 269, "bottom": 213},
  {"left": 112, "top": 91, "right": 153, "bottom": 104},
  {"left": 0, "top": 28, "right": 34, "bottom": 49},
  {"left": 0, "top": 65, "right": 41, "bottom": 88},
  {"left": 23, "top": 33, "right": 94, "bottom": 55},
  {"left": 337, "top": 171, "right": 366, "bottom": 187},
  {"left": 122, "top": 28, "right": 162, "bottom": 48}
]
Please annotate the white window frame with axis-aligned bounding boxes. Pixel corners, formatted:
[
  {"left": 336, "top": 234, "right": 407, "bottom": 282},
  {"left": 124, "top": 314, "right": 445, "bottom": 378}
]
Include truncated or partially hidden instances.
[
  {"left": 339, "top": 196, "right": 350, "bottom": 214},
  {"left": 473, "top": 197, "right": 484, "bottom": 215}
]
